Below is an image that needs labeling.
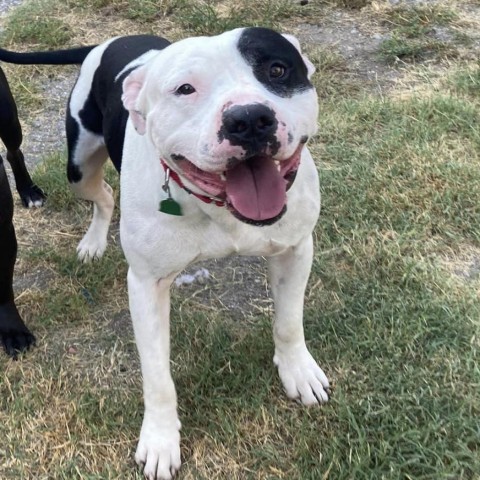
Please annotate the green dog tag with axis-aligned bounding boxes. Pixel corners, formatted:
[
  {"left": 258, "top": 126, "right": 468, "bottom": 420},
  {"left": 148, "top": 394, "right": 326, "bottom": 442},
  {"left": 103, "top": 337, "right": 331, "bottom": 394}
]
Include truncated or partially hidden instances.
[{"left": 159, "top": 197, "right": 183, "bottom": 216}]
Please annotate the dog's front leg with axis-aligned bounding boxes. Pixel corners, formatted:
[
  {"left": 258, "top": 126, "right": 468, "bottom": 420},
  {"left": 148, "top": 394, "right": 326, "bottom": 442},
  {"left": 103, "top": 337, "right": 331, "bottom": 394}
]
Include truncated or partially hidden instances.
[
  {"left": 268, "top": 235, "right": 330, "bottom": 406},
  {"left": 128, "top": 268, "right": 181, "bottom": 480}
]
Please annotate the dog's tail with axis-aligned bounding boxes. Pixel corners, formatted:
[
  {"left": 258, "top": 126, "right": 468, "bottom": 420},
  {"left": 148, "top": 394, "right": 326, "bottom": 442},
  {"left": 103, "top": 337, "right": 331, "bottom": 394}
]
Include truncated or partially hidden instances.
[{"left": 0, "top": 46, "right": 96, "bottom": 65}]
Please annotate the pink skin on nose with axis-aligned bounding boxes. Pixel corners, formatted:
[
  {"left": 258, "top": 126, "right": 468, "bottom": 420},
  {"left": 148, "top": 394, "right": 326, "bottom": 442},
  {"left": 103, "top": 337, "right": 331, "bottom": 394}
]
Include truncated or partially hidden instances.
[
  {"left": 209, "top": 100, "right": 292, "bottom": 165},
  {"left": 210, "top": 141, "right": 246, "bottom": 166}
]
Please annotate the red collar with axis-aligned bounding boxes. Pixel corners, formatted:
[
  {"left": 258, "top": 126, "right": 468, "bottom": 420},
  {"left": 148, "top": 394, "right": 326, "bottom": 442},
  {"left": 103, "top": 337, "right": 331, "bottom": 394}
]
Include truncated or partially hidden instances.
[{"left": 160, "top": 159, "right": 226, "bottom": 207}]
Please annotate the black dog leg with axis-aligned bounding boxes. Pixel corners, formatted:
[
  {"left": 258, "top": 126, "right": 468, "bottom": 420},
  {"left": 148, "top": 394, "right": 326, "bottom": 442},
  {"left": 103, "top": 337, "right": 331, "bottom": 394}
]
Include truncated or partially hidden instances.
[
  {"left": 0, "top": 66, "right": 45, "bottom": 207},
  {"left": 0, "top": 156, "right": 36, "bottom": 357}
]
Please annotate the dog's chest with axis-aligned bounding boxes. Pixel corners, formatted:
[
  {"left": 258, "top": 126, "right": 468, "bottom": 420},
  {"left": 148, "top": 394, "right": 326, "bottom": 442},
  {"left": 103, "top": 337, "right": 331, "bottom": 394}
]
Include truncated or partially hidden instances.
[
  {"left": 204, "top": 228, "right": 291, "bottom": 258},
  {"left": 183, "top": 212, "right": 303, "bottom": 261}
]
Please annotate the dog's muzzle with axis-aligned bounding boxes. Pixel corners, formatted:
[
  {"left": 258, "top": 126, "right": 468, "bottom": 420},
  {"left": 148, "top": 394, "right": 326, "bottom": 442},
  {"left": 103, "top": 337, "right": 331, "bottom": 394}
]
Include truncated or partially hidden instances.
[{"left": 169, "top": 141, "right": 304, "bottom": 226}]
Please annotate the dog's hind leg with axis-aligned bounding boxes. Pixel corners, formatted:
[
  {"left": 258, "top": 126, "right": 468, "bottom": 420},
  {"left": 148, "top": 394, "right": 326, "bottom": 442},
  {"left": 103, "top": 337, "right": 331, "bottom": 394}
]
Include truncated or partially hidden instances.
[{"left": 67, "top": 113, "right": 114, "bottom": 262}]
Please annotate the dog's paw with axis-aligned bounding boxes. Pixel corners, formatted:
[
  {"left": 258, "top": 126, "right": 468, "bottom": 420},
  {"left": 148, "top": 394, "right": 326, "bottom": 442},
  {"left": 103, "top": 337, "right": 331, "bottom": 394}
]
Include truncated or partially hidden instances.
[
  {"left": 274, "top": 345, "right": 329, "bottom": 405},
  {"left": 19, "top": 184, "right": 46, "bottom": 208},
  {"left": 1, "top": 328, "right": 36, "bottom": 359},
  {"left": 76, "top": 234, "right": 107, "bottom": 262},
  {"left": 135, "top": 422, "right": 181, "bottom": 480},
  {"left": 0, "top": 305, "right": 36, "bottom": 359}
]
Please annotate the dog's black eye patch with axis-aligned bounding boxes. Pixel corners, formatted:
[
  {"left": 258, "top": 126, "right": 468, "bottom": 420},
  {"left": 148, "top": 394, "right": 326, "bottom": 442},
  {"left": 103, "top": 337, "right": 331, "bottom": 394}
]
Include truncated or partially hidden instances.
[
  {"left": 175, "top": 84, "right": 196, "bottom": 95},
  {"left": 237, "top": 27, "right": 312, "bottom": 98}
]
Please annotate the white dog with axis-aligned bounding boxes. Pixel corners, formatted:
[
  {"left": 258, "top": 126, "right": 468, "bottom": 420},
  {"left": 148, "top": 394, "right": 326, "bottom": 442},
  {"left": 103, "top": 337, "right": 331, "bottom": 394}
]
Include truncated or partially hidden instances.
[{"left": 0, "top": 27, "right": 330, "bottom": 479}]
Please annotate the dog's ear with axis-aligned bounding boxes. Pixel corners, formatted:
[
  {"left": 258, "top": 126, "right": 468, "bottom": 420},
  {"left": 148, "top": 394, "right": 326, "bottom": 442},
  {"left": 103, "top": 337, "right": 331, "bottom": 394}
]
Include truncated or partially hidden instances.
[
  {"left": 122, "top": 67, "right": 147, "bottom": 135},
  {"left": 282, "top": 34, "right": 315, "bottom": 79}
]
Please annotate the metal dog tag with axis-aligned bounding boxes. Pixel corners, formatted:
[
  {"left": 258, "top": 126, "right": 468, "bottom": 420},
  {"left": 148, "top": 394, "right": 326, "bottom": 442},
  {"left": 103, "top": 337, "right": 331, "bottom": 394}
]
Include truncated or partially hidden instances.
[
  {"left": 159, "top": 197, "right": 183, "bottom": 216},
  {"left": 159, "top": 166, "right": 183, "bottom": 216}
]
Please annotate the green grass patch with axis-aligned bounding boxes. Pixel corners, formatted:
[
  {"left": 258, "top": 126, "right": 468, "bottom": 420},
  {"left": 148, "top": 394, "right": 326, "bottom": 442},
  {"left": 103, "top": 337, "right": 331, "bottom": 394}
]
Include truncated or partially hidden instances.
[
  {"left": 335, "top": 0, "right": 371, "bottom": 9},
  {"left": 62, "top": 0, "right": 296, "bottom": 29},
  {"left": 379, "top": 35, "right": 457, "bottom": 64},
  {"left": 384, "top": 4, "right": 457, "bottom": 38},
  {"left": 305, "top": 88, "right": 480, "bottom": 478},
  {"left": 307, "top": 46, "right": 361, "bottom": 99},
  {"left": 31, "top": 151, "right": 78, "bottom": 211},
  {"left": 64, "top": 0, "right": 185, "bottom": 22},
  {"left": 379, "top": 4, "right": 459, "bottom": 64},
  {"left": 176, "top": 0, "right": 298, "bottom": 36},
  {"left": 317, "top": 94, "right": 480, "bottom": 248},
  {"left": 0, "top": 0, "right": 73, "bottom": 48},
  {"left": 123, "top": 0, "right": 185, "bottom": 22},
  {"left": 449, "top": 64, "right": 480, "bottom": 97}
]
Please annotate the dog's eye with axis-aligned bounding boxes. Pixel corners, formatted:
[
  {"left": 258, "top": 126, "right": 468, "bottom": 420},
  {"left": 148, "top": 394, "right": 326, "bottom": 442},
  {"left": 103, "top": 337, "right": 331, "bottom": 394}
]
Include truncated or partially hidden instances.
[
  {"left": 269, "top": 63, "right": 287, "bottom": 79},
  {"left": 175, "top": 84, "right": 196, "bottom": 95}
]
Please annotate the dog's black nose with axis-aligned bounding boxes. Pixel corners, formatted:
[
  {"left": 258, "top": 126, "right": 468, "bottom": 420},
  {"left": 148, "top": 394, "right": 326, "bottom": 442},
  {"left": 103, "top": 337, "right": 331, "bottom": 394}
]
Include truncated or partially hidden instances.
[{"left": 220, "top": 104, "right": 278, "bottom": 150}]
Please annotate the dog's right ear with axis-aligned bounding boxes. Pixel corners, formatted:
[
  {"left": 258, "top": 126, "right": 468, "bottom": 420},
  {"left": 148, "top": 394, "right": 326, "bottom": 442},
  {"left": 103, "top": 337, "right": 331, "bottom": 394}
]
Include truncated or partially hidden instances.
[{"left": 122, "top": 67, "right": 147, "bottom": 135}]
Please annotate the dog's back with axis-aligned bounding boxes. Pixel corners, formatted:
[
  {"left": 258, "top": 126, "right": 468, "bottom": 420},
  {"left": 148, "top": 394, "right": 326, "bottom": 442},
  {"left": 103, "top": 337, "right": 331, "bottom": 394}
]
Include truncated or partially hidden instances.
[{"left": 70, "top": 35, "right": 171, "bottom": 170}]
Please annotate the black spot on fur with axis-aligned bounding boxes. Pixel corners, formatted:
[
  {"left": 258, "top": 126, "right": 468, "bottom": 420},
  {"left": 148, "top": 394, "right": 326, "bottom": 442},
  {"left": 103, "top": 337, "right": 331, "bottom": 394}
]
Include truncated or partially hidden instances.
[
  {"left": 237, "top": 28, "right": 312, "bottom": 98},
  {"left": 67, "top": 162, "right": 83, "bottom": 183},
  {"left": 66, "top": 109, "right": 83, "bottom": 183},
  {"left": 79, "top": 90, "right": 103, "bottom": 135},
  {"left": 171, "top": 153, "right": 186, "bottom": 162}
]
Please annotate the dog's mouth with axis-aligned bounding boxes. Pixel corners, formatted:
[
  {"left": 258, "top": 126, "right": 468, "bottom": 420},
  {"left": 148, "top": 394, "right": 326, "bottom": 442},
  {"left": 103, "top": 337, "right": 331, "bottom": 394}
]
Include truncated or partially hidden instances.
[{"left": 171, "top": 143, "right": 304, "bottom": 225}]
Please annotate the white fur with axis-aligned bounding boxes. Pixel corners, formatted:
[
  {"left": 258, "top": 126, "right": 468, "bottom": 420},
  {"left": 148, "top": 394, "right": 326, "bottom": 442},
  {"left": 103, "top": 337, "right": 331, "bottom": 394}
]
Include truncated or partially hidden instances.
[{"left": 73, "top": 28, "right": 328, "bottom": 479}]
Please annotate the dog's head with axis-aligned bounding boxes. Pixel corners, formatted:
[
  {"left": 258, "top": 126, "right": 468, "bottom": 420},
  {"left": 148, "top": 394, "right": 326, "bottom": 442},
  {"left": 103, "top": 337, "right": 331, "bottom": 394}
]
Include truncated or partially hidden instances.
[{"left": 122, "top": 27, "right": 318, "bottom": 225}]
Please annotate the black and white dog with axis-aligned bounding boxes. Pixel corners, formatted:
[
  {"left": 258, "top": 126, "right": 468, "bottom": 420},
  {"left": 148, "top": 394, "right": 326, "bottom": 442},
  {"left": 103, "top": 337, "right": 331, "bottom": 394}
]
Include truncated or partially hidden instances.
[
  {"left": 0, "top": 28, "right": 329, "bottom": 479},
  {"left": 0, "top": 66, "right": 46, "bottom": 357}
]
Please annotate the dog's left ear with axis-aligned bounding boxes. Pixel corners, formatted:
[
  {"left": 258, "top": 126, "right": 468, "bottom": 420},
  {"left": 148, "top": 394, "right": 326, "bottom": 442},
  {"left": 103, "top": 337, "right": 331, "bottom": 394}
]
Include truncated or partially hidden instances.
[
  {"left": 282, "top": 34, "right": 315, "bottom": 79},
  {"left": 122, "top": 67, "right": 148, "bottom": 135}
]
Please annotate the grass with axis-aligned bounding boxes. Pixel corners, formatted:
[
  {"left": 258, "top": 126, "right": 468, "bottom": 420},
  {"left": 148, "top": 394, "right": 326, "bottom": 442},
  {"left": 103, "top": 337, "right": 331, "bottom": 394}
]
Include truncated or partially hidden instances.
[
  {"left": 1, "top": 0, "right": 480, "bottom": 479},
  {"left": 64, "top": 0, "right": 186, "bottom": 22},
  {"left": 0, "top": 0, "right": 73, "bottom": 48},
  {"left": 378, "top": 4, "right": 461, "bottom": 64},
  {"left": 175, "top": 0, "right": 298, "bottom": 35}
]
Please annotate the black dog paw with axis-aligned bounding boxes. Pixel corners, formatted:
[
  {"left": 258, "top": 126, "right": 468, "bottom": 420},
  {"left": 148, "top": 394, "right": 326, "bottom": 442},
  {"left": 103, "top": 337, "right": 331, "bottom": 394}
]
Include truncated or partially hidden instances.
[
  {"left": 0, "top": 304, "right": 36, "bottom": 359},
  {"left": 19, "top": 183, "right": 46, "bottom": 208},
  {"left": 1, "top": 328, "right": 36, "bottom": 359}
]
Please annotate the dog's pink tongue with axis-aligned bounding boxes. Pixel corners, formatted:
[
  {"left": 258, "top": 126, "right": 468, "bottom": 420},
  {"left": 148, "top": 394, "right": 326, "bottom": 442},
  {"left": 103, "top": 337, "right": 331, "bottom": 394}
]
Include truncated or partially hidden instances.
[{"left": 225, "top": 157, "right": 286, "bottom": 221}]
